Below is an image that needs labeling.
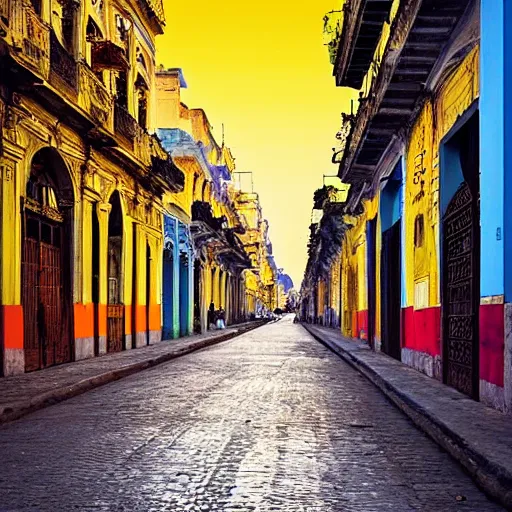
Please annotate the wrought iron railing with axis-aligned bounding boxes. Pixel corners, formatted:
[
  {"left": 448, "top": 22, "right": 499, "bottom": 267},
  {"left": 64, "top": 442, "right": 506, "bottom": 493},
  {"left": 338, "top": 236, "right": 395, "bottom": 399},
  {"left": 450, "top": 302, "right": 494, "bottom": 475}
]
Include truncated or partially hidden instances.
[
  {"left": 50, "top": 30, "right": 77, "bottom": 89},
  {"left": 78, "top": 62, "right": 112, "bottom": 129},
  {"left": 114, "top": 102, "right": 138, "bottom": 141}
]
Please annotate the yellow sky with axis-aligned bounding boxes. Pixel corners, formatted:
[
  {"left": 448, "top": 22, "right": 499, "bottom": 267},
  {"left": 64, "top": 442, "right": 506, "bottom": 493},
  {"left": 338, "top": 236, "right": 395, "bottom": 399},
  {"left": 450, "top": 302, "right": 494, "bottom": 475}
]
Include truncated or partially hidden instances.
[{"left": 158, "top": 1, "right": 357, "bottom": 287}]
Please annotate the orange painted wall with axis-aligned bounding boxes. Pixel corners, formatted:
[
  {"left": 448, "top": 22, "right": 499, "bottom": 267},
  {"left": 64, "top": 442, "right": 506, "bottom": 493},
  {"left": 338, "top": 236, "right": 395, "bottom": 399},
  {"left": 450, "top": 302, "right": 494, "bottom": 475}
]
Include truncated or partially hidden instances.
[{"left": 0, "top": 305, "right": 24, "bottom": 349}]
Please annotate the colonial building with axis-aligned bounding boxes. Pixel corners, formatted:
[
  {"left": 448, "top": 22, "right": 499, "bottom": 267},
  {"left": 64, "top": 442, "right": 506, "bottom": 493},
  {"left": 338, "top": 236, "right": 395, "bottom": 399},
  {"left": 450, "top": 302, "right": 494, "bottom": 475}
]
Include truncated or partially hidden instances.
[
  {"left": 0, "top": 0, "right": 185, "bottom": 375},
  {"left": 0, "top": 1, "right": 286, "bottom": 377},
  {"left": 304, "top": 0, "right": 512, "bottom": 413},
  {"left": 155, "top": 67, "right": 279, "bottom": 332}
]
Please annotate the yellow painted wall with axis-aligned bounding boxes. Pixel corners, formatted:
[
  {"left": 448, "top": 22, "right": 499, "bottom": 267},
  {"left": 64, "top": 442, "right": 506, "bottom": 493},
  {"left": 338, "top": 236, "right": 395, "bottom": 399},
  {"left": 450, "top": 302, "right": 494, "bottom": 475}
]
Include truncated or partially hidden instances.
[{"left": 403, "top": 46, "right": 479, "bottom": 309}]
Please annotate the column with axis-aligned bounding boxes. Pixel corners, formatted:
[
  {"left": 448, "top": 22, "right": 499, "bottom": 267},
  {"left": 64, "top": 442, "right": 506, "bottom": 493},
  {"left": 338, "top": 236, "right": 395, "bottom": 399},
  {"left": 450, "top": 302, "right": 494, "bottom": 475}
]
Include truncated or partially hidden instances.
[
  {"left": 74, "top": 195, "right": 95, "bottom": 361},
  {"left": 0, "top": 140, "right": 24, "bottom": 375}
]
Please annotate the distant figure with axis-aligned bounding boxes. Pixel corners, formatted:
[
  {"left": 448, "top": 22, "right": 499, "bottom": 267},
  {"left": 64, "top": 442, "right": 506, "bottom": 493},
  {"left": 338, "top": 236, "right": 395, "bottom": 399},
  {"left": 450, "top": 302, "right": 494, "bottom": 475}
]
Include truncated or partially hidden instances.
[
  {"left": 208, "top": 302, "right": 216, "bottom": 330},
  {"left": 216, "top": 307, "right": 226, "bottom": 330}
]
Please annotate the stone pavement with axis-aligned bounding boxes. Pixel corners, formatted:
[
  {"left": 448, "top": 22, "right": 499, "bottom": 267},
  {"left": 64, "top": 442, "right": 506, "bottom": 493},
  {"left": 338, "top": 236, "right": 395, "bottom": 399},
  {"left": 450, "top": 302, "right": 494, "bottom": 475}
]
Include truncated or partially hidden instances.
[
  {"left": 303, "top": 323, "right": 512, "bottom": 511},
  {"left": 0, "top": 320, "right": 266, "bottom": 425},
  {"left": 0, "top": 316, "right": 503, "bottom": 511}
]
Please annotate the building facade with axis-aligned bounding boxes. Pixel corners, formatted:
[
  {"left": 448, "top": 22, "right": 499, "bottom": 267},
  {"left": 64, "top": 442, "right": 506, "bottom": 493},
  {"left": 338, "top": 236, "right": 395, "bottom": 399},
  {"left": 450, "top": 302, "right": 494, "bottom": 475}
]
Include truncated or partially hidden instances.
[
  {"left": 303, "top": 0, "right": 512, "bottom": 413},
  {"left": 0, "top": 1, "right": 284, "bottom": 376}
]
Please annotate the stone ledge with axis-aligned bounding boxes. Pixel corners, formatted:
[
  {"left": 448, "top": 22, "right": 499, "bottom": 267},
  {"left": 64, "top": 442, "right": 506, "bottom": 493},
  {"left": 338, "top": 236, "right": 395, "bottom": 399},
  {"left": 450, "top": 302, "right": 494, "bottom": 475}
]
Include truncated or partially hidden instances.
[{"left": 302, "top": 323, "right": 512, "bottom": 511}]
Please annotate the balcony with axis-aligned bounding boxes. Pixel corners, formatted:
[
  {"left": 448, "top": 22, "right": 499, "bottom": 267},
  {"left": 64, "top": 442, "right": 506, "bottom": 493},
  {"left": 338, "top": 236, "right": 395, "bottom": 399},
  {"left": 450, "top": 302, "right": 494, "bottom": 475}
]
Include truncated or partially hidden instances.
[
  {"left": 78, "top": 62, "right": 112, "bottom": 130},
  {"left": 323, "top": 10, "right": 343, "bottom": 65},
  {"left": 151, "top": 153, "right": 185, "bottom": 193},
  {"left": 114, "top": 102, "right": 138, "bottom": 142},
  {"left": 333, "top": 0, "right": 393, "bottom": 89},
  {"left": 50, "top": 30, "right": 77, "bottom": 91},
  {"left": 9, "top": 1, "right": 50, "bottom": 80},
  {"left": 192, "top": 201, "right": 226, "bottom": 231}
]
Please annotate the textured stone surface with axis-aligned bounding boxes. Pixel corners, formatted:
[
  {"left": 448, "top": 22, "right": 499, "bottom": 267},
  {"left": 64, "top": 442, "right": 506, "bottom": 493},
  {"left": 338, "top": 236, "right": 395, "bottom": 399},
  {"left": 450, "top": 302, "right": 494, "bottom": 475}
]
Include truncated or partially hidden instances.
[
  {"left": 0, "top": 316, "right": 502, "bottom": 511},
  {"left": 305, "top": 323, "right": 512, "bottom": 510},
  {"left": 0, "top": 321, "right": 264, "bottom": 424}
]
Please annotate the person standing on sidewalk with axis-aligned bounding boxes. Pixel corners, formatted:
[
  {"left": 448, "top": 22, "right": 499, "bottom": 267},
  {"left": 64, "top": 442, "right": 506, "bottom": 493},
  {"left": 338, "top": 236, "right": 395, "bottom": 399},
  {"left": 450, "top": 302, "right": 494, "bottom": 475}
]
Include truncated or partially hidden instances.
[{"left": 216, "top": 308, "right": 226, "bottom": 330}]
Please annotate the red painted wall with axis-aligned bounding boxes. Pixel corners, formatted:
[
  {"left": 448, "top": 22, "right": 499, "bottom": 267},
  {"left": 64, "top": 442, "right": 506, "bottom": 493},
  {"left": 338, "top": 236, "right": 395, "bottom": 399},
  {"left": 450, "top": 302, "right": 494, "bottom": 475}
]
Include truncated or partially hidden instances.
[
  {"left": 402, "top": 306, "right": 441, "bottom": 357},
  {"left": 479, "top": 303, "right": 505, "bottom": 387}
]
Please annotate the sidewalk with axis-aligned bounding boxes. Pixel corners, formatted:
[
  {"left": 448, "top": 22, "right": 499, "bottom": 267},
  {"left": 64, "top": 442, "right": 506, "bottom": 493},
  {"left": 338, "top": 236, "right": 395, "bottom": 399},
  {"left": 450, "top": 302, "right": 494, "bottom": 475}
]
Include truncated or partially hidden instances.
[
  {"left": 0, "top": 320, "right": 266, "bottom": 426},
  {"left": 303, "top": 323, "right": 512, "bottom": 511}
]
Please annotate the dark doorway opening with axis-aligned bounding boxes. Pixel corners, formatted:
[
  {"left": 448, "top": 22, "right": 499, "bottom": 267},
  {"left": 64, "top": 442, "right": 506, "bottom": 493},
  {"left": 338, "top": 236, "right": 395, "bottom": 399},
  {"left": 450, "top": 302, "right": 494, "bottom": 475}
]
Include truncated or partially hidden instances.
[
  {"left": 146, "top": 243, "right": 151, "bottom": 345},
  {"left": 367, "top": 218, "right": 377, "bottom": 349},
  {"left": 381, "top": 220, "right": 402, "bottom": 360},
  {"left": 92, "top": 203, "right": 100, "bottom": 356},
  {"left": 107, "top": 191, "right": 123, "bottom": 353},
  {"left": 162, "top": 245, "right": 174, "bottom": 340}
]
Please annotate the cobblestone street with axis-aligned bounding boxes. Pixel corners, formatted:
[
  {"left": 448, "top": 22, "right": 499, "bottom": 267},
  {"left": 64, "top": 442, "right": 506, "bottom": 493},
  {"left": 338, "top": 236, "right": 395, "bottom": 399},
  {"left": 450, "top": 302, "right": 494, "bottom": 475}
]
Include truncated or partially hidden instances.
[{"left": 0, "top": 317, "right": 502, "bottom": 512}]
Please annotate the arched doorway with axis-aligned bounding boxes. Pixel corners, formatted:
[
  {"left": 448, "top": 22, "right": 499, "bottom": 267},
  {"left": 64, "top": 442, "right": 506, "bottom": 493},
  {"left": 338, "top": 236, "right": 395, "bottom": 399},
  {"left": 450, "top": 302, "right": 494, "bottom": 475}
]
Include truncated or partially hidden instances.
[
  {"left": 162, "top": 243, "right": 174, "bottom": 340},
  {"left": 441, "top": 112, "right": 480, "bottom": 398},
  {"left": 107, "top": 191, "right": 124, "bottom": 352},
  {"left": 22, "top": 148, "right": 74, "bottom": 371}
]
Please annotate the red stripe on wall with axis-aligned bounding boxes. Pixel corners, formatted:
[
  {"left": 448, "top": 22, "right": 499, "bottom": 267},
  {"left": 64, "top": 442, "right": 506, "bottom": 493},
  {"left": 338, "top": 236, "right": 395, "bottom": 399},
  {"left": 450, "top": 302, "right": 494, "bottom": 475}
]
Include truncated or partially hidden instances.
[
  {"left": 479, "top": 303, "right": 505, "bottom": 387},
  {"left": 402, "top": 306, "right": 441, "bottom": 357},
  {"left": 356, "top": 310, "right": 368, "bottom": 340}
]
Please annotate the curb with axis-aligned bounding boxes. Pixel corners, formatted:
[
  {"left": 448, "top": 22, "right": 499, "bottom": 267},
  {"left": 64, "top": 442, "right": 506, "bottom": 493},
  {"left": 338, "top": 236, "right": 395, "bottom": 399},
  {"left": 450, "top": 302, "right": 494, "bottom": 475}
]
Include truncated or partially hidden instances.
[
  {"left": 0, "top": 321, "right": 266, "bottom": 427},
  {"left": 302, "top": 323, "right": 512, "bottom": 511}
]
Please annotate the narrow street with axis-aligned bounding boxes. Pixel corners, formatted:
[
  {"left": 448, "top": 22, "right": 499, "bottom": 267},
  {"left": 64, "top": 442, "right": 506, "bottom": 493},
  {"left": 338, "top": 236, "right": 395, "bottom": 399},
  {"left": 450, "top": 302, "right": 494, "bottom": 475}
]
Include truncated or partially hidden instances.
[{"left": 0, "top": 317, "right": 501, "bottom": 512}]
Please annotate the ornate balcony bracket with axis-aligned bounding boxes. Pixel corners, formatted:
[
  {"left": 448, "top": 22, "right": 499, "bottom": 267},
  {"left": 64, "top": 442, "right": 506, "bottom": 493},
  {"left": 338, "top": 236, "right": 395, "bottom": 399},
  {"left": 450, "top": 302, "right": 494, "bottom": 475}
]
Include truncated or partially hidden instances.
[
  {"left": 78, "top": 62, "right": 112, "bottom": 129},
  {"left": 332, "top": 112, "right": 355, "bottom": 164}
]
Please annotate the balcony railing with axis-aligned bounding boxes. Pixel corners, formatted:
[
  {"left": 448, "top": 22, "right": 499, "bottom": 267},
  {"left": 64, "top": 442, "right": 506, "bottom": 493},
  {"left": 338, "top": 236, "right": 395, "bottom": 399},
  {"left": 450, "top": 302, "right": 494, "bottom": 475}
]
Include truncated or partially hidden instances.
[
  {"left": 78, "top": 62, "right": 112, "bottom": 130},
  {"left": 114, "top": 102, "right": 138, "bottom": 141},
  {"left": 323, "top": 10, "right": 343, "bottom": 65},
  {"left": 50, "top": 30, "right": 77, "bottom": 90},
  {"left": 10, "top": 1, "right": 50, "bottom": 80}
]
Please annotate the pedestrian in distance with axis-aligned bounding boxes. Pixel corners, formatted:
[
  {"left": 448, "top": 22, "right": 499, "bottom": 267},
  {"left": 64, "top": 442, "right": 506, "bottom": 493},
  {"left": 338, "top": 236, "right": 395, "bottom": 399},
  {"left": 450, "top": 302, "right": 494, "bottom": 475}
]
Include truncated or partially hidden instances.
[{"left": 216, "top": 307, "right": 226, "bottom": 330}]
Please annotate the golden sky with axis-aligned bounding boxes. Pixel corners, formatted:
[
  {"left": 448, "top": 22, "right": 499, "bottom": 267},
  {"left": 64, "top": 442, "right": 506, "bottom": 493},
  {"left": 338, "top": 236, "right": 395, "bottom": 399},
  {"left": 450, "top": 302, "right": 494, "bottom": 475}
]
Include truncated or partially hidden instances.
[{"left": 158, "top": 1, "right": 357, "bottom": 287}]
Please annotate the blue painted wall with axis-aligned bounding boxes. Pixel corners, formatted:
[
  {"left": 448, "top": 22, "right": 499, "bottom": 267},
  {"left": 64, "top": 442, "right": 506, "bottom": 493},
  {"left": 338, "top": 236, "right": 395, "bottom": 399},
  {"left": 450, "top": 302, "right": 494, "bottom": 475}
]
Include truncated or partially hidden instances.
[
  {"left": 505, "top": 0, "right": 512, "bottom": 302},
  {"left": 163, "top": 215, "right": 180, "bottom": 339},
  {"left": 380, "top": 159, "right": 406, "bottom": 307},
  {"left": 162, "top": 249, "right": 174, "bottom": 340},
  {"left": 481, "top": 0, "right": 505, "bottom": 298}
]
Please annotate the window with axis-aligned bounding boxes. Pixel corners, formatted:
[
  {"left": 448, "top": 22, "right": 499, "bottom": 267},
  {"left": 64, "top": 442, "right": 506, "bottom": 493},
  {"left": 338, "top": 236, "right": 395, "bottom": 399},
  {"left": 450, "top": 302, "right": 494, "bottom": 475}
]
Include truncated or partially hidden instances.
[{"left": 414, "top": 214, "right": 424, "bottom": 248}]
